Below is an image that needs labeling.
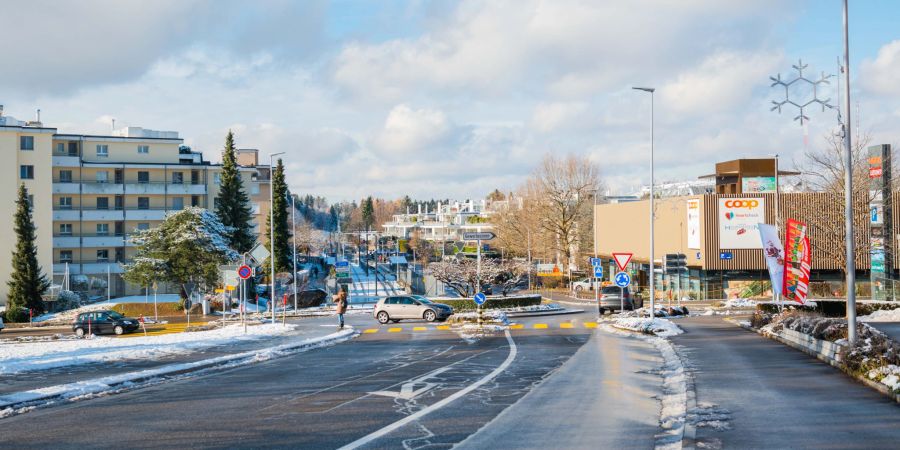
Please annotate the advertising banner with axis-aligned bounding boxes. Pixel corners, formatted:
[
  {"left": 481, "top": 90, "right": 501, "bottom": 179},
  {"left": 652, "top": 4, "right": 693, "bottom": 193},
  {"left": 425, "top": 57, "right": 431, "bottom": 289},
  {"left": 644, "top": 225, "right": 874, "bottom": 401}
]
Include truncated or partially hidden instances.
[
  {"left": 741, "top": 177, "right": 777, "bottom": 193},
  {"left": 687, "top": 198, "right": 701, "bottom": 249},
  {"left": 783, "top": 219, "right": 811, "bottom": 304},
  {"left": 758, "top": 224, "right": 784, "bottom": 296},
  {"left": 718, "top": 198, "right": 765, "bottom": 249}
]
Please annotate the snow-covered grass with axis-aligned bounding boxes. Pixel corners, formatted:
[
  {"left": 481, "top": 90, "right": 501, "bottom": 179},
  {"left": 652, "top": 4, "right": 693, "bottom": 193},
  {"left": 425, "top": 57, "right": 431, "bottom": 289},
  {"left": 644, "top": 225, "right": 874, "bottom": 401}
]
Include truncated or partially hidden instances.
[
  {"left": 859, "top": 308, "right": 900, "bottom": 322},
  {"left": 0, "top": 323, "right": 297, "bottom": 375},
  {"left": 449, "top": 310, "right": 510, "bottom": 325},
  {"left": 868, "top": 365, "right": 900, "bottom": 392},
  {"left": 606, "top": 317, "right": 683, "bottom": 337},
  {"left": 723, "top": 298, "right": 757, "bottom": 308}
]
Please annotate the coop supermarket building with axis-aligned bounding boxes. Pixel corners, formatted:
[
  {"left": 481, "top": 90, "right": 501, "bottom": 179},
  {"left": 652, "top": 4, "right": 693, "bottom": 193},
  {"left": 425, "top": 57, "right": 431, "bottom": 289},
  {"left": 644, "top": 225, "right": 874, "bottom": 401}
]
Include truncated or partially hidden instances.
[{"left": 593, "top": 159, "right": 886, "bottom": 300}]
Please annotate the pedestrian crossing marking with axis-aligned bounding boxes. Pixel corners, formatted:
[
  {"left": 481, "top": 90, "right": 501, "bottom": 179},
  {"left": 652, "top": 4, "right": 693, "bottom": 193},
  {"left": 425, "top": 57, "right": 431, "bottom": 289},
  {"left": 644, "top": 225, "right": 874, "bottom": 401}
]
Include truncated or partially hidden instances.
[
  {"left": 560, "top": 323, "right": 574, "bottom": 329},
  {"left": 388, "top": 327, "right": 402, "bottom": 332},
  {"left": 533, "top": 323, "right": 548, "bottom": 329}
]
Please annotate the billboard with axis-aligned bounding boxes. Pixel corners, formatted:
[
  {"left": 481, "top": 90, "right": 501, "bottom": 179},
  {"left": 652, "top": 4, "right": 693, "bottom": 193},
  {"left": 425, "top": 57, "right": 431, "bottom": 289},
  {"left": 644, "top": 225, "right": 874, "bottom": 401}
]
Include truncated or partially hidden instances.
[
  {"left": 741, "top": 177, "right": 777, "bottom": 193},
  {"left": 686, "top": 199, "right": 701, "bottom": 250},
  {"left": 718, "top": 198, "right": 765, "bottom": 249}
]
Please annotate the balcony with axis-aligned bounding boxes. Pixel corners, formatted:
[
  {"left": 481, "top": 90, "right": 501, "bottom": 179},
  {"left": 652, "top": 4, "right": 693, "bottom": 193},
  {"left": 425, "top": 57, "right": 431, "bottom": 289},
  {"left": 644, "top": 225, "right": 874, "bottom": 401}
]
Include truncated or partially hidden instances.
[
  {"left": 82, "top": 182, "right": 125, "bottom": 195},
  {"left": 52, "top": 209, "right": 80, "bottom": 221},
  {"left": 124, "top": 208, "right": 168, "bottom": 221},
  {"left": 53, "top": 235, "right": 81, "bottom": 248},
  {"left": 52, "top": 156, "right": 81, "bottom": 167},
  {"left": 81, "top": 208, "right": 125, "bottom": 221},
  {"left": 167, "top": 183, "right": 206, "bottom": 195},
  {"left": 82, "top": 235, "right": 126, "bottom": 248},
  {"left": 125, "top": 182, "right": 167, "bottom": 195},
  {"left": 52, "top": 182, "right": 80, "bottom": 194},
  {"left": 54, "top": 261, "right": 125, "bottom": 275}
]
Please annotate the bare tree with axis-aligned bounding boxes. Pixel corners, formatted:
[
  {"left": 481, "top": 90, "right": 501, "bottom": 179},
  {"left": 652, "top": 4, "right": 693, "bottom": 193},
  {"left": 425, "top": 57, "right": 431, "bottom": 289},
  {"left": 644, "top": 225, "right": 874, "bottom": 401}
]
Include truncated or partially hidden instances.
[
  {"left": 494, "top": 259, "right": 533, "bottom": 295},
  {"left": 492, "top": 191, "right": 551, "bottom": 263},
  {"left": 427, "top": 259, "right": 502, "bottom": 297}
]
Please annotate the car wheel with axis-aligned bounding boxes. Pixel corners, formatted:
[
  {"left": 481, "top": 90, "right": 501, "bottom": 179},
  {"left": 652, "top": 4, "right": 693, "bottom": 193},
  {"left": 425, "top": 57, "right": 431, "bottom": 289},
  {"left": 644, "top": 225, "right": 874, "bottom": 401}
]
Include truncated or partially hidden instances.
[
  {"left": 575, "top": 286, "right": 583, "bottom": 292},
  {"left": 598, "top": 307, "right": 606, "bottom": 315},
  {"left": 377, "top": 311, "right": 390, "bottom": 324},
  {"left": 424, "top": 310, "right": 436, "bottom": 322},
  {"left": 75, "top": 327, "right": 85, "bottom": 337},
  {"left": 114, "top": 325, "right": 125, "bottom": 335}
]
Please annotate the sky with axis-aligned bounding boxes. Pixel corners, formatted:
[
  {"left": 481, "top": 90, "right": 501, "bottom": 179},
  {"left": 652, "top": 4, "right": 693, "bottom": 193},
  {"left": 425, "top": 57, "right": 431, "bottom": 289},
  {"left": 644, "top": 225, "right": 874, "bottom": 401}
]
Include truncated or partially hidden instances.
[{"left": 3, "top": 0, "right": 900, "bottom": 202}]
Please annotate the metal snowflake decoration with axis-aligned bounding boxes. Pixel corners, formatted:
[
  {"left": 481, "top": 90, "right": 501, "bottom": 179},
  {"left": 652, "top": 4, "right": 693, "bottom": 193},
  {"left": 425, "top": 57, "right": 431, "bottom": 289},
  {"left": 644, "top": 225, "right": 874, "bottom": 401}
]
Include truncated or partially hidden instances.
[{"left": 770, "top": 59, "right": 835, "bottom": 125}]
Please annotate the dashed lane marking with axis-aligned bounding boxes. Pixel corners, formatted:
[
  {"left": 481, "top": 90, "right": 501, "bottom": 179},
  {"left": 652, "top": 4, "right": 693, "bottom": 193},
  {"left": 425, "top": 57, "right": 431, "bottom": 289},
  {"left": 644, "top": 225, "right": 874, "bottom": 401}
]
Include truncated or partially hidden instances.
[
  {"left": 413, "top": 327, "right": 427, "bottom": 331},
  {"left": 363, "top": 329, "right": 379, "bottom": 334},
  {"left": 436, "top": 325, "right": 451, "bottom": 330},
  {"left": 509, "top": 324, "right": 524, "bottom": 330},
  {"left": 584, "top": 322, "right": 598, "bottom": 328},
  {"left": 533, "top": 323, "right": 548, "bottom": 329},
  {"left": 388, "top": 327, "right": 402, "bottom": 333},
  {"left": 560, "top": 323, "right": 574, "bottom": 329}
]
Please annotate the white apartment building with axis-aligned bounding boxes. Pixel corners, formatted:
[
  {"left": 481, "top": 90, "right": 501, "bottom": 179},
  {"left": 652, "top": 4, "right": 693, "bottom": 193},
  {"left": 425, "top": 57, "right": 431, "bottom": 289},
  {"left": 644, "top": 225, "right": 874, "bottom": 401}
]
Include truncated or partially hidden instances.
[{"left": 382, "top": 199, "right": 497, "bottom": 242}]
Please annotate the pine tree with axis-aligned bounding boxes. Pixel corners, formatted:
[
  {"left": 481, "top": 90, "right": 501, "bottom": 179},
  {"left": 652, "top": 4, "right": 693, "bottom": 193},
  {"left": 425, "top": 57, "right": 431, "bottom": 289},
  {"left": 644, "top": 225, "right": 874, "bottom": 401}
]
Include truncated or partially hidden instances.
[
  {"left": 265, "top": 158, "right": 292, "bottom": 273},
  {"left": 6, "top": 184, "right": 50, "bottom": 321},
  {"left": 215, "top": 131, "right": 256, "bottom": 254}
]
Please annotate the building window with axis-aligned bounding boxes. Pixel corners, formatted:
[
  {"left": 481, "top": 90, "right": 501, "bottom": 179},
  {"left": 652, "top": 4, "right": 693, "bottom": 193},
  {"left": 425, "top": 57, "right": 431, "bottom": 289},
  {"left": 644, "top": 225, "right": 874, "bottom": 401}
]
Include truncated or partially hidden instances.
[
  {"left": 96, "top": 197, "right": 109, "bottom": 210},
  {"left": 68, "top": 142, "right": 78, "bottom": 156},
  {"left": 20, "top": 136, "right": 34, "bottom": 150},
  {"left": 96, "top": 223, "right": 109, "bottom": 236},
  {"left": 59, "top": 224, "right": 73, "bottom": 236},
  {"left": 138, "top": 197, "right": 150, "bottom": 210},
  {"left": 172, "top": 197, "right": 184, "bottom": 210},
  {"left": 20, "top": 165, "right": 34, "bottom": 179},
  {"left": 96, "top": 249, "right": 109, "bottom": 263},
  {"left": 96, "top": 145, "right": 109, "bottom": 157},
  {"left": 172, "top": 172, "right": 184, "bottom": 184},
  {"left": 137, "top": 223, "right": 150, "bottom": 231},
  {"left": 59, "top": 170, "right": 73, "bottom": 183},
  {"left": 213, "top": 173, "right": 222, "bottom": 185},
  {"left": 59, "top": 197, "right": 73, "bottom": 209},
  {"left": 56, "top": 142, "right": 65, "bottom": 153},
  {"left": 137, "top": 145, "right": 149, "bottom": 154},
  {"left": 191, "top": 195, "right": 200, "bottom": 207},
  {"left": 96, "top": 171, "right": 109, "bottom": 184},
  {"left": 60, "top": 251, "right": 73, "bottom": 263},
  {"left": 251, "top": 184, "right": 260, "bottom": 195},
  {"left": 137, "top": 171, "right": 149, "bottom": 184}
]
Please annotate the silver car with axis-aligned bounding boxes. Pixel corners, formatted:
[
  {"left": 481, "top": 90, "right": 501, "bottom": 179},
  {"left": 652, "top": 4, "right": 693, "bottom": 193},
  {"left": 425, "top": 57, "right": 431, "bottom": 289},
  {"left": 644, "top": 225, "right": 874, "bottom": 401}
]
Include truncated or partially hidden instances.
[{"left": 374, "top": 295, "right": 454, "bottom": 324}]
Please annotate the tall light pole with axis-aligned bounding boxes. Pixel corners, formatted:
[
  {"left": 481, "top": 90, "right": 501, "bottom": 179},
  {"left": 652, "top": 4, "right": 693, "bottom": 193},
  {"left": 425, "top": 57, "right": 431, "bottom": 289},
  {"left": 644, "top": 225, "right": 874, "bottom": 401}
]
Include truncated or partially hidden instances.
[
  {"left": 269, "top": 152, "right": 285, "bottom": 324},
  {"left": 842, "top": 0, "right": 857, "bottom": 344},
  {"left": 633, "top": 86, "right": 656, "bottom": 319},
  {"left": 292, "top": 195, "right": 298, "bottom": 312}
]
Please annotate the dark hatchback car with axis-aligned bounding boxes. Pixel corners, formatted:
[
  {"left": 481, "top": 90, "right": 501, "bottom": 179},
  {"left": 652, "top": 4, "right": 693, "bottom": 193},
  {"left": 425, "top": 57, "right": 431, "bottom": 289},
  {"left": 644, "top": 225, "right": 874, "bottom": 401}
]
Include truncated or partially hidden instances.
[{"left": 73, "top": 310, "right": 140, "bottom": 336}]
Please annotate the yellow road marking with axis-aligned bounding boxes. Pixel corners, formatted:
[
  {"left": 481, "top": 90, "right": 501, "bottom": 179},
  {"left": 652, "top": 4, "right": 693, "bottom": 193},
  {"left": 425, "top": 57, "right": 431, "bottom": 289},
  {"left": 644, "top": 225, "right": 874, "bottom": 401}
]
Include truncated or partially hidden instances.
[
  {"left": 436, "top": 325, "right": 450, "bottom": 330},
  {"left": 388, "top": 327, "right": 402, "bottom": 333},
  {"left": 413, "top": 326, "right": 427, "bottom": 331},
  {"left": 509, "top": 324, "right": 524, "bottom": 330},
  {"left": 560, "top": 323, "right": 574, "bottom": 329},
  {"left": 363, "top": 329, "right": 379, "bottom": 334},
  {"left": 584, "top": 322, "right": 598, "bottom": 328},
  {"left": 533, "top": 323, "right": 548, "bottom": 329}
]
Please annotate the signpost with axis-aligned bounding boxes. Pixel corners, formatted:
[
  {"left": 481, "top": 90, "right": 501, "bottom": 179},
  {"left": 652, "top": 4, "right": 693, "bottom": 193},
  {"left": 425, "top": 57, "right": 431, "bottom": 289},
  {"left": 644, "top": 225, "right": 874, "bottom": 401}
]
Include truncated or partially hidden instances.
[
  {"left": 474, "top": 292, "right": 487, "bottom": 330},
  {"left": 593, "top": 265, "right": 604, "bottom": 278},
  {"left": 237, "top": 265, "right": 252, "bottom": 280},
  {"left": 463, "top": 232, "right": 495, "bottom": 313},
  {"left": 590, "top": 257, "right": 603, "bottom": 304},
  {"left": 183, "top": 282, "right": 195, "bottom": 329},
  {"left": 615, "top": 272, "right": 631, "bottom": 312}
]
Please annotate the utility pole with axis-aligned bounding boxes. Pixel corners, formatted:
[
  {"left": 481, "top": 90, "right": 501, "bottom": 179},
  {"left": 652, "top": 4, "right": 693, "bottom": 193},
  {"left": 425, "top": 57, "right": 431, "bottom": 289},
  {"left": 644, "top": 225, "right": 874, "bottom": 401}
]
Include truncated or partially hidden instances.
[
  {"left": 633, "top": 86, "right": 656, "bottom": 319},
  {"left": 292, "top": 196, "right": 298, "bottom": 312},
  {"left": 842, "top": 0, "right": 857, "bottom": 344}
]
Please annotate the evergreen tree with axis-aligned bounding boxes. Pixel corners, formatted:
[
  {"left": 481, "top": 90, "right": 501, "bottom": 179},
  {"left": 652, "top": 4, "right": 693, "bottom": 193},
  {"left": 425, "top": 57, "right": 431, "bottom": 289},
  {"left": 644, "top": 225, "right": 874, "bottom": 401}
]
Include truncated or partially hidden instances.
[
  {"left": 215, "top": 131, "right": 255, "bottom": 253},
  {"left": 362, "top": 196, "right": 375, "bottom": 231},
  {"left": 6, "top": 184, "right": 50, "bottom": 321},
  {"left": 265, "top": 158, "right": 292, "bottom": 273}
]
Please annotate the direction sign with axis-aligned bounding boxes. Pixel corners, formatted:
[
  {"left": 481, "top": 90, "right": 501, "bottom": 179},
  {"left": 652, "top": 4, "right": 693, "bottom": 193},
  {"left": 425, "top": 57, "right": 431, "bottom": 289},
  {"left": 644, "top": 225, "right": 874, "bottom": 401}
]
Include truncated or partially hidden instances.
[
  {"left": 590, "top": 257, "right": 603, "bottom": 267},
  {"left": 237, "top": 265, "right": 252, "bottom": 280},
  {"left": 463, "top": 232, "right": 496, "bottom": 241},
  {"left": 593, "top": 265, "right": 604, "bottom": 278},
  {"left": 612, "top": 253, "right": 633, "bottom": 271},
  {"left": 473, "top": 292, "right": 487, "bottom": 305},
  {"left": 336, "top": 260, "right": 349, "bottom": 268},
  {"left": 614, "top": 272, "right": 631, "bottom": 288}
]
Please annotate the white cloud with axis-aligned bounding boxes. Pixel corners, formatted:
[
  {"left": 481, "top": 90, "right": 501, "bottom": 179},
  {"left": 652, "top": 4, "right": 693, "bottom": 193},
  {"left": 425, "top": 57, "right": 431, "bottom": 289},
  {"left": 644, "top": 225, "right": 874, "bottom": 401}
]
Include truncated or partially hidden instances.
[
  {"left": 372, "top": 105, "right": 453, "bottom": 158},
  {"left": 531, "top": 102, "right": 589, "bottom": 133},
  {"left": 861, "top": 40, "right": 900, "bottom": 96}
]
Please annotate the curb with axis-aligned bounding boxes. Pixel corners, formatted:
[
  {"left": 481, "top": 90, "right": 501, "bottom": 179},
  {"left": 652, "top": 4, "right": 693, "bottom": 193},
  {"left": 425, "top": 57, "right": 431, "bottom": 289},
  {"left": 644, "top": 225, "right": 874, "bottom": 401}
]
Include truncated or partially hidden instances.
[
  {"left": 505, "top": 309, "right": 584, "bottom": 318},
  {"left": 725, "top": 318, "right": 900, "bottom": 404},
  {"left": 0, "top": 328, "right": 358, "bottom": 414}
]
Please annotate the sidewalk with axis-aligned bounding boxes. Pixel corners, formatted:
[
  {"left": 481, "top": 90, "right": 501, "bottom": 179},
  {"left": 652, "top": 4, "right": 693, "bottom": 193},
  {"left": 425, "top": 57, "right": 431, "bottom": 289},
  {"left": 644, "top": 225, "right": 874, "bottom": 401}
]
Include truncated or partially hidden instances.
[{"left": 0, "top": 315, "right": 343, "bottom": 399}]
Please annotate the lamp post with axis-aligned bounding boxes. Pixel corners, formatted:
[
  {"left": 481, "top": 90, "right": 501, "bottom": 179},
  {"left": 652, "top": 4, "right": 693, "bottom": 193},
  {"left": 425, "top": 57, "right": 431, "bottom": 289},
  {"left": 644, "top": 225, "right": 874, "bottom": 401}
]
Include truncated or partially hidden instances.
[
  {"left": 841, "top": 0, "right": 857, "bottom": 344},
  {"left": 292, "top": 195, "right": 298, "bottom": 312},
  {"left": 269, "top": 151, "right": 285, "bottom": 324},
  {"left": 633, "top": 86, "right": 656, "bottom": 319}
]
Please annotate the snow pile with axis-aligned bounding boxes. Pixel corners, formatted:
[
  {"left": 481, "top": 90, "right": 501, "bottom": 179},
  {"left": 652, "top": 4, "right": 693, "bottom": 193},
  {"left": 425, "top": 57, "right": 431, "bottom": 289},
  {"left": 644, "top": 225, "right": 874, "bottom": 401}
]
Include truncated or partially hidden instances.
[
  {"left": 868, "top": 365, "right": 900, "bottom": 392},
  {"left": 723, "top": 298, "right": 757, "bottom": 308},
  {"left": 0, "top": 323, "right": 297, "bottom": 375},
  {"left": 450, "top": 310, "right": 510, "bottom": 325},
  {"left": 615, "top": 306, "right": 689, "bottom": 319},
  {"left": 609, "top": 318, "right": 683, "bottom": 337},
  {"left": 502, "top": 303, "right": 563, "bottom": 313},
  {"left": 859, "top": 308, "right": 900, "bottom": 322}
]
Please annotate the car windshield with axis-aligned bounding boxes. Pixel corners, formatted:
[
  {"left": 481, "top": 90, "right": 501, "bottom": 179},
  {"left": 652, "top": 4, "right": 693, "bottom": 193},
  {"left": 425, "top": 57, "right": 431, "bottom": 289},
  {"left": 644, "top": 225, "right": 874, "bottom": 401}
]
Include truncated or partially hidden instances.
[
  {"left": 107, "top": 311, "right": 125, "bottom": 320},
  {"left": 412, "top": 295, "right": 432, "bottom": 304}
]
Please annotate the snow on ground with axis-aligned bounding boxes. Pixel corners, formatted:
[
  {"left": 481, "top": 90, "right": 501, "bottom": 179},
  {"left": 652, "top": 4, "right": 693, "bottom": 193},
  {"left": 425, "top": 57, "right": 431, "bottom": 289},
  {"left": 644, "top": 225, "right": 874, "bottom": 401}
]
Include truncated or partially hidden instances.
[
  {"left": 723, "top": 298, "right": 757, "bottom": 308},
  {"left": 502, "top": 303, "right": 564, "bottom": 313},
  {"left": 607, "top": 317, "right": 684, "bottom": 337},
  {"left": 0, "top": 323, "right": 297, "bottom": 375},
  {"left": 34, "top": 295, "right": 182, "bottom": 324},
  {"left": 451, "top": 310, "right": 510, "bottom": 325},
  {"left": 859, "top": 308, "right": 900, "bottom": 322}
]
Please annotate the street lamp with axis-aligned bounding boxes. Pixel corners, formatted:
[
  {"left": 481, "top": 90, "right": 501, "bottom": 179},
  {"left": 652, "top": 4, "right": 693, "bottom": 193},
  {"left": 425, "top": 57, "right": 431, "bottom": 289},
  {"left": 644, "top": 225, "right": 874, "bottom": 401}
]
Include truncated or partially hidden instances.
[
  {"left": 269, "top": 151, "right": 285, "bottom": 324},
  {"left": 292, "top": 195, "right": 298, "bottom": 312},
  {"left": 632, "top": 86, "right": 656, "bottom": 319}
]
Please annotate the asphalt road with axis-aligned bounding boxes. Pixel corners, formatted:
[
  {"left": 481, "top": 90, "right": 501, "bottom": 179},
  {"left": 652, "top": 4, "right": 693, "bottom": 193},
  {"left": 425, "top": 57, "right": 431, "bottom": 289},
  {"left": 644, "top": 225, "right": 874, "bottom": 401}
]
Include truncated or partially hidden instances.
[
  {"left": 672, "top": 316, "right": 900, "bottom": 449},
  {"left": 0, "top": 311, "right": 624, "bottom": 449}
]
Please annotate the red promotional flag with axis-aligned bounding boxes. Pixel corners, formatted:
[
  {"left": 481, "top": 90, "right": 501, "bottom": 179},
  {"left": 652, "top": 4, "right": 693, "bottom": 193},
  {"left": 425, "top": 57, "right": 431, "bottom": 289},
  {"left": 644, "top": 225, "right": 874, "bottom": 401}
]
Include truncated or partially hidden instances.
[{"left": 783, "top": 219, "right": 811, "bottom": 304}]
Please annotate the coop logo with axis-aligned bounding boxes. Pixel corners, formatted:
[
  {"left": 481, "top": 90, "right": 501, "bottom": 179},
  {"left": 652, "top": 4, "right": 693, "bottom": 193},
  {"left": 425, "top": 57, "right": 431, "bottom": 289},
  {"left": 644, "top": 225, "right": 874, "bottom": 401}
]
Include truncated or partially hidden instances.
[
  {"left": 724, "top": 212, "right": 735, "bottom": 220},
  {"left": 724, "top": 200, "right": 759, "bottom": 209}
]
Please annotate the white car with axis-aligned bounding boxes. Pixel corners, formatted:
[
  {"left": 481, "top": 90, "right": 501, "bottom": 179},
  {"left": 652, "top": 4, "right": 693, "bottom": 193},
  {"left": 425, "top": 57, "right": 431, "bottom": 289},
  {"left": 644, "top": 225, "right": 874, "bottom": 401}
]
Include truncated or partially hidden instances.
[
  {"left": 0, "top": 316, "right": 4, "bottom": 332},
  {"left": 572, "top": 278, "right": 600, "bottom": 292}
]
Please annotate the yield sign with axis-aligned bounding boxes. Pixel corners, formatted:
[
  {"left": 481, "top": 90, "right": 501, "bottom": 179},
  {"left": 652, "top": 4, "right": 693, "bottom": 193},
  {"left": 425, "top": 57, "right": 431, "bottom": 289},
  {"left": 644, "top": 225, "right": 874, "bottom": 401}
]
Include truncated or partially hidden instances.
[{"left": 612, "top": 253, "right": 633, "bottom": 271}]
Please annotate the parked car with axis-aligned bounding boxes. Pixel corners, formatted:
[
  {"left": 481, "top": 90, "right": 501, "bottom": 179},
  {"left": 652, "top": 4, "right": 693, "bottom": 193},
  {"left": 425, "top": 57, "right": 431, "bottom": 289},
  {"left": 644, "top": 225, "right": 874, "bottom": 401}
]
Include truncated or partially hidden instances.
[
  {"left": 572, "top": 278, "right": 599, "bottom": 291},
  {"left": 72, "top": 310, "right": 140, "bottom": 336},
  {"left": 598, "top": 286, "right": 642, "bottom": 314},
  {"left": 0, "top": 317, "right": 4, "bottom": 333},
  {"left": 374, "top": 295, "right": 453, "bottom": 324}
]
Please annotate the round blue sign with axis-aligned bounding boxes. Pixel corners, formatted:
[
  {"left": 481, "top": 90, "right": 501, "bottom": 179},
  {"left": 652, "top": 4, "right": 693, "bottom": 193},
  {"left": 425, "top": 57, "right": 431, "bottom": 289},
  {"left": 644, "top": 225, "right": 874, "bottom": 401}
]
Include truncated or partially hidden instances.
[
  {"left": 614, "top": 272, "right": 631, "bottom": 288},
  {"left": 473, "top": 292, "right": 487, "bottom": 305},
  {"left": 237, "top": 265, "right": 253, "bottom": 279}
]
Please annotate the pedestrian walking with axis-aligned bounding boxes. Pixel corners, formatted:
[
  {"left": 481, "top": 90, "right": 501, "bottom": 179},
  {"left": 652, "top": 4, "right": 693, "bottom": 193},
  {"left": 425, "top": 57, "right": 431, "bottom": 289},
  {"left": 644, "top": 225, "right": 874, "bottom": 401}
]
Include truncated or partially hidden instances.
[{"left": 334, "top": 289, "right": 348, "bottom": 329}]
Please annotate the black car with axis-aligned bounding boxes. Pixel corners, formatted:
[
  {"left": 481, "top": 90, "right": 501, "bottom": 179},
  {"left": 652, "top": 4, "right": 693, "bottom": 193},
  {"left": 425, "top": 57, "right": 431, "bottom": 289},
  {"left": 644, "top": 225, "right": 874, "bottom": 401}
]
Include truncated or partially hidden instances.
[{"left": 73, "top": 310, "right": 140, "bottom": 336}]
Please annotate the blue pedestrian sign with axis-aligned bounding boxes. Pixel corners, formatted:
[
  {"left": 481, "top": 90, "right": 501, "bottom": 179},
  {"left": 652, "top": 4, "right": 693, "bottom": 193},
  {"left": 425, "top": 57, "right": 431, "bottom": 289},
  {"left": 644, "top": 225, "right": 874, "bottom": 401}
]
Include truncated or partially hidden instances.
[
  {"left": 593, "top": 265, "right": 603, "bottom": 278},
  {"left": 614, "top": 272, "right": 631, "bottom": 288},
  {"left": 719, "top": 251, "right": 734, "bottom": 260},
  {"left": 590, "top": 257, "right": 603, "bottom": 267},
  {"left": 474, "top": 292, "right": 487, "bottom": 305}
]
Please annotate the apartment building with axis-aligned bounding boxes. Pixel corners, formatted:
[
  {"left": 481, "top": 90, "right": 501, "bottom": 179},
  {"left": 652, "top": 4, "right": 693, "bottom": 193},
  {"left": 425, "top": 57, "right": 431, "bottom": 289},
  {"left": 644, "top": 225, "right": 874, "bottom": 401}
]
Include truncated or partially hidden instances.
[
  {"left": 0, "top": 106, "right": 271, "bottom": 302},
  {"left": 382, "top": 199, "right": 496, "bottom": 242}
]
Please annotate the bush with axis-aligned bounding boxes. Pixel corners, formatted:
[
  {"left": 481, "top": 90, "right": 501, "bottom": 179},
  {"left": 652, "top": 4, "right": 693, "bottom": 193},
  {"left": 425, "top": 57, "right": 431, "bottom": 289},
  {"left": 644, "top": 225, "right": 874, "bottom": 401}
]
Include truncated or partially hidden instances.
[
  {"left": 757, "top": 300, "right": 900, "bottom": 318},
  {"left": 434, "top": 294, "right": 542, "bottom": 312},
  {"left": 54, "top": 290, "right": 82, "bottom": 311}
]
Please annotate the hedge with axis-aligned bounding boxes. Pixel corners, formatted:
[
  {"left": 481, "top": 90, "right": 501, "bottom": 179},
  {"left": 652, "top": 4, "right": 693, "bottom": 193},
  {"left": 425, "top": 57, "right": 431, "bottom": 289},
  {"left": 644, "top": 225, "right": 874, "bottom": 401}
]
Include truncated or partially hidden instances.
[
  {"left": 756, "top": 300, "right": 900, "bottom": 317},
  {"left": 433, "top": 294, "right": 542, "bottom": 312}
]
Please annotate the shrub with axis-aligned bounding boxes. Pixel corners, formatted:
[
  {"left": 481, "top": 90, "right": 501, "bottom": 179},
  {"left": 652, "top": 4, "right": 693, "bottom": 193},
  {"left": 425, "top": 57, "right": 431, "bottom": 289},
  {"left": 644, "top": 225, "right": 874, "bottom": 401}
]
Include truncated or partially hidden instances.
[{"left": 434, "top": 295, "right": 542, "bottom": 312}]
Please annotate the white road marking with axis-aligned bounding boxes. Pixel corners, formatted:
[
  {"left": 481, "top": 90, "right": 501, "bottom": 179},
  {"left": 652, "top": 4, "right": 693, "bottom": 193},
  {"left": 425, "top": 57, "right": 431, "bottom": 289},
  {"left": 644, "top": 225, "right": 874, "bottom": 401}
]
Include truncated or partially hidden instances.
[
  {"left": 338, "top": 330, "right": 518, "bottom": 450},
  {"left": 369, "top": 367, "right": 451, "bottom": 400}
]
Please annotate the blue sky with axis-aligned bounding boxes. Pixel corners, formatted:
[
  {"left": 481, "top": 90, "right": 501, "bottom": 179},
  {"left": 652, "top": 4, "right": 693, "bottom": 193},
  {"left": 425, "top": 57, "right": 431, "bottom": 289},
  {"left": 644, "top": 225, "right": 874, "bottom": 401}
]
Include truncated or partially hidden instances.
[{"left": 2, "top": 0, "right": 900, "bottom": 201}]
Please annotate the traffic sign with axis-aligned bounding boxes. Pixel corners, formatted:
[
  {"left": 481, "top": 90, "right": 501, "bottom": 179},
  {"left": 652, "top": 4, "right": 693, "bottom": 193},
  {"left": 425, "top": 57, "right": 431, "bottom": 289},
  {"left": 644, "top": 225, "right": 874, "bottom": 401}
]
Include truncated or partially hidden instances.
[
  {"left": 336, "top": 260, "right": 349, "bottom": 268},
  {"left": 614, "top": 272, "right": 631, "bottom": 288},
  {"left": 590, "top": 257, "right": 603, "bottom": 267},
  {"left": 473, "top": 292, "right": 487, "bottom": 305},
  {"left": 719, "top": 251, "right": 734, "bottom": 260},
  {"left": 612, "top": 253, "right": 633, "bottom": 271},
  {"left": 593, "top": 265, "right": 603, "bottom": 278},
  {"left": 463, "top": 232, "right": 496, "bottom": 241},
  {"left": 182, "top": 282, "right": 196, "bottom": 296},
  {"left": 237, "top": 265, "right": 253, "bottom": 280},
  {"left": 250, "top": 243, "right": 270, "bottom": 265}
]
